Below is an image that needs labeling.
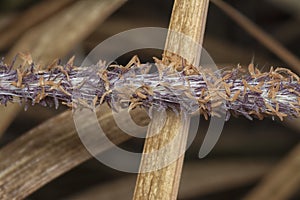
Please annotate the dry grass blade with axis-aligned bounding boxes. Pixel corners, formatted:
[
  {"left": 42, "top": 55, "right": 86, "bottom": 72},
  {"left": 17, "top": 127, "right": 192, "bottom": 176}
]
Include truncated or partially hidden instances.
[
  {"left": 68, "top": 160, "right": 273, "bottom": 200},
  {"left": 211, "top": 0, "right": 300, "bottom": 75},
  {"left": 244, "top": 143, "right": 300, "bottom": 200},
  {"left": 133, "top": 110, "right": 190, "bottom": 200},
  {"left": 6, "top": 0, "right": 127, "bottom": 64},
  {"left": 0, "top": 0, "right": 76, "bottom": 50},
  {"left": 0, "top": 104, "right": 150, "bottom": 199},
  {"left": 0, "top": 0, "right": 127, "bottom": 137},
  {"left": 0, "top": 110, "right": 90, "bottom": 200},
  {"left": 133, "top": 0, "right": 209, "bottom": 199}
]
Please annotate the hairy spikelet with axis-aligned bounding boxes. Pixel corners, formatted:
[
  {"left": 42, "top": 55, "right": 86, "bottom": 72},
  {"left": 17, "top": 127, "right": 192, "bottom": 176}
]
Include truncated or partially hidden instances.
[{"left": 0, "top": 55, "right": 299, "bottom": 121}]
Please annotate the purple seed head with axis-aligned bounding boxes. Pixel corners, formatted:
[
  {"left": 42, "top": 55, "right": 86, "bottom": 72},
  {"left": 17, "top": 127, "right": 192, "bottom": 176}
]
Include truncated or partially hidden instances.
[{"left": 0, "top": 55, "right": 299, "bottom": 121}]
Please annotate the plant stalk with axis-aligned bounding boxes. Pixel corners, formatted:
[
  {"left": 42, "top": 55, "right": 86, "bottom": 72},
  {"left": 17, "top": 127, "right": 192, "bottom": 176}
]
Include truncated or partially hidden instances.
[{"left": 133, "top": 0, "right": 209, "bottom": 199}]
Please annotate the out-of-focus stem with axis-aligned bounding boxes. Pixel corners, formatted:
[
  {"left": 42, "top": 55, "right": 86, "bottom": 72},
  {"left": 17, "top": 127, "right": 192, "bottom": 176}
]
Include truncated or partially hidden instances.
[
  {"left": 211, "top": 0, "right": 300, "bottom": 74},
  {"left": 244, "top": 143, "right": 300, "bottom": 200}
]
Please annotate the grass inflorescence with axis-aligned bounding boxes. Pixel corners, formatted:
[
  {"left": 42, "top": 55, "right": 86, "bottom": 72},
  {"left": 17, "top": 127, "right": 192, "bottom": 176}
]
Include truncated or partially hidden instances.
[{"left": 0, "top": 54, "right": 299, "bottom": 121}]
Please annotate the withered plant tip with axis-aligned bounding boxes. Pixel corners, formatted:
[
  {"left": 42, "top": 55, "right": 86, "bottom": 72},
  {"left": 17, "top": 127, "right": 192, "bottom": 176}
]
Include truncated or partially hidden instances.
[{"left": 0, "top": 54, "right": 299, "bottom": 121}]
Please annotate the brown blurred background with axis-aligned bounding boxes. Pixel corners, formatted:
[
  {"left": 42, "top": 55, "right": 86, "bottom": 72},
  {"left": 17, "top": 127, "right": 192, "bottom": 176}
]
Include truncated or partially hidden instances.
[{"left": 0, "top": 0, "right": 299, "bottom": 199}]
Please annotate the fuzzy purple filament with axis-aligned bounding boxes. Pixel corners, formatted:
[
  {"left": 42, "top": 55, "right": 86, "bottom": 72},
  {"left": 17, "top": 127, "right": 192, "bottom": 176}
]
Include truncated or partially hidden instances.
[{"left": 0, "top": 57, "right": 299, "bottom": 121}]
